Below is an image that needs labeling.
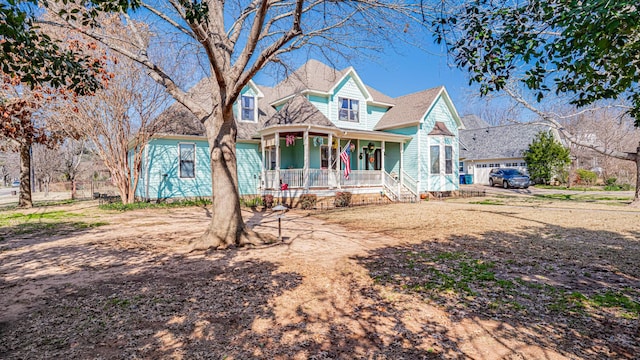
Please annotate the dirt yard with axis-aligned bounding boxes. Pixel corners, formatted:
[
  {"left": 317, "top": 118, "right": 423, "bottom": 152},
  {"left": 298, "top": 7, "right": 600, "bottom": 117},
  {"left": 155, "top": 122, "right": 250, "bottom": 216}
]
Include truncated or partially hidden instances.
[{"left": 1, "top": 195, "right": 639, "bottom": 359}]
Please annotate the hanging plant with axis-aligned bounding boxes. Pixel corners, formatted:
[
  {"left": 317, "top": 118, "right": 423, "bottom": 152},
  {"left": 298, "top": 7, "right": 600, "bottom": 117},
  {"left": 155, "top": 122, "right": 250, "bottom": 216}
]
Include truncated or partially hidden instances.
[
  {"left": 313, "top": 136, "right": 323, "bottom": 147},
  {"left": 285, "top": 134, "right": 295, "bottom": 147},
  {"left": 332, "top": 138, "right": 339, "bottom": 149}
]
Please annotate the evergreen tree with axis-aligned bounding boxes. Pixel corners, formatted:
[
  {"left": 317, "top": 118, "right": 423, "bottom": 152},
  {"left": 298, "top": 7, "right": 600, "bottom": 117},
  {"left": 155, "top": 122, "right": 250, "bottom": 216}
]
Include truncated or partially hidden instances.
[{"left": 523, "top": 131, "right": 570, "bottom": 184}]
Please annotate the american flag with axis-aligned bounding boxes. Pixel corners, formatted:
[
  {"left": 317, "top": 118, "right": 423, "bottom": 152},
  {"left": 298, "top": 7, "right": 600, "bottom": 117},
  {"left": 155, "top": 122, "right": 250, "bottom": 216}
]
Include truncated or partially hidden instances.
[{"left": 340, "top": 141, "right": 352, "bottom": 179}]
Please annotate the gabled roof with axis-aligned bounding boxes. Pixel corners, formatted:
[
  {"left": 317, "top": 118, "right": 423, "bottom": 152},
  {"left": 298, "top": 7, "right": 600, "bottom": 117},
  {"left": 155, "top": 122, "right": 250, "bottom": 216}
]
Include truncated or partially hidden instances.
[
  {"left": 373, "top": 86, "right": 444, "bottom": 130},
  {"left": 460, "top": 122, "right": 556, "bottom": 161},
  {"left": 428, "top": 121, "right": 454, "bottom": 136},
  {"left": 460, "top": 114, "right": 490, "bottom": 130},
  {"left": 154, "top": 78, "right": 272, "bottom": 141},
  {"left": 269, "top": 59, "right": 395, "bottom": 107},
  {"left": 263, "top": 95, "right": 335, "bottom": 128}
]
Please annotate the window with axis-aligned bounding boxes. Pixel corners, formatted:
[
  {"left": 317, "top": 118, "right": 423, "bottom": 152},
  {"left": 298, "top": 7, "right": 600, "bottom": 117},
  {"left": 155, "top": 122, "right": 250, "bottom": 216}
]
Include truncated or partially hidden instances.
[
  {"left": 320, "top": 145, "right": 337, "bottom": 168},
  {"left": 241, "top": 95, "right": 255, "bottom": 121},
  {"left": 459, "top": 161, "right": 464, "bottom": 172},
  {"left": 445, "top": 146, "right": 453, "bottom": 174},
  {"left": 266, "top": 147, "right": 276, "bottom": 170},
  {"left": 179, "top": 143, "right": 195, "bottom": 178},
  {"left": 430, "top": 145, "right": 440, "bottom": 174},
  {"left": 520, "top": 162, "right": 526, "bottom": 167},
  {"left": 338, "top": 98, "right": 359, "bottom": 122}
]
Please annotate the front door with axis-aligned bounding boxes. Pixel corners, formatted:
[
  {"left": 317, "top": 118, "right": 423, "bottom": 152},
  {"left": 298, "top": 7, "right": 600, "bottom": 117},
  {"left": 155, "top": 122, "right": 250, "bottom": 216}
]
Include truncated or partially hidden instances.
[{"left": 363, "top": 148, "right": 381, "bottom": 170}]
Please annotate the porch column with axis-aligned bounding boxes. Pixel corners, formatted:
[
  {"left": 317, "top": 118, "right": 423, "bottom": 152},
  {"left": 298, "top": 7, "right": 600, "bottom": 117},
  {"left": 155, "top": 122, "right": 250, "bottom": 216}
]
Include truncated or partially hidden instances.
[
  {"left": 275, "top": 132, "right": 280, "bottom": 189},
  {"left": 328, "top": 133, "right": 333, "bottom": 170},
  {"left": 261, "top": 135, "right": 265, "bottom": 190},
  {"left": 381, "top": 141, "right": 386, "bottom": 174},
  {"left": 337, "top": 137, "right": 341, "bottom": 189},
  {"left": 400, "top": 141, "right": 404, "bottom": 186},
  {"left": 303, "top": 129, "right": 309, "bottom": 190}
]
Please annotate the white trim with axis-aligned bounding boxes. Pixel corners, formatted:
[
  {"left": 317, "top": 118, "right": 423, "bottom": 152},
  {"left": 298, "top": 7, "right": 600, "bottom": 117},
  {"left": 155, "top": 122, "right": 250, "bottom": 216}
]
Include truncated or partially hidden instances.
[
  {"left": 328, "top": 67, "right": 373, "bottom": 102},
  {"left": 178, "top": 142, "right": 196, "bottom": 179},
  {"left": 337, "top": 97, "right": 360, "bottom": 123},
  {"left": 239, "top": 94, "right": 258, "bottom": 123},
  {"left": 419, "top": 87, "right": 463, "bottom": 129},
  {"left": 247, "top": 80, "right": 264, "bottom": 98}
]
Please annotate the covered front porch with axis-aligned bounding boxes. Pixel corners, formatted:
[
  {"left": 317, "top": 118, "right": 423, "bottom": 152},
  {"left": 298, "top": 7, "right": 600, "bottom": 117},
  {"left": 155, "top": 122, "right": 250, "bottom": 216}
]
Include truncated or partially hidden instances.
[{"left": 258, "top": 125, "right": 418, "bottom": 200}]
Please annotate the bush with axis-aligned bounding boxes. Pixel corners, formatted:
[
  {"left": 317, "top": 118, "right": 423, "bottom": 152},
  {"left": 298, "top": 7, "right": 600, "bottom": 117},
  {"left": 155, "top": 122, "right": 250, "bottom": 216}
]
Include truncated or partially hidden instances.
[
  {"left": 299, "top": 194, "right": 317, "bottom": 210},
  {"left": 605, "top": 177, "right": 617, "bottom": 186},
  {"left": 334, "top": 192, "right": 352, "bottom": 207},
  {"left": 575, "top": 168, "right": 598, "bottom": 185},
  {"left": 241, "top": 196, "right": 263, "bottom": 208},
  {"left": 262, "top": 194, "right": 274, "bottom": 209},
  {"left": 604, "top": 183, "right": 633, "bottom": 191}
]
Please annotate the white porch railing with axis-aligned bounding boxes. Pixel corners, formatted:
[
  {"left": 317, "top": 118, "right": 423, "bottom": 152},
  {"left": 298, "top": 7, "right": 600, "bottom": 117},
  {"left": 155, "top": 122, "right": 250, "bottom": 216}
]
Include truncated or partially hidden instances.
[
  {"left": 382, "top": 171, "right": 399, "bottom": 200},
  {"left": 340, "top": 170, "right": 382, "bottom": 187},
  {"left": 308, "top": 169, "right": 341, "bottom": 188},
  {"left": 280, "top": 169, "right": 304, "bottom": 188},
  {"left": 263, "top": 169, "right": 386, "bottom": 189},
  {"left": 402, "top": 171, "right": 418, "bottom": 197}
]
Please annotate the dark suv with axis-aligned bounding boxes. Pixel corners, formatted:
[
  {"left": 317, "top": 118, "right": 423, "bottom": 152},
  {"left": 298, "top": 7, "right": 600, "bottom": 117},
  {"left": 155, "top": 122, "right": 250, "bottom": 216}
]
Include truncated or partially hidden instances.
[{"left": 489, "top": 168, "right": 530, "bottom": 189}]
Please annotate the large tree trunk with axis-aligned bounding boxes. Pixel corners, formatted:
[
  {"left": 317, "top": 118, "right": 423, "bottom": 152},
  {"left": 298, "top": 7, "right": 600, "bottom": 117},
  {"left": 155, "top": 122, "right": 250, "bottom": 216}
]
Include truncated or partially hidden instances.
[
  {"left": 632, "top": 144, "right": 640, "bottom": 207},
  {"left": 187, "top": 111, "right": 271, "bottom": 250},
  {"left": 18, "top": 142, "right": 32, "bottom": 208}
]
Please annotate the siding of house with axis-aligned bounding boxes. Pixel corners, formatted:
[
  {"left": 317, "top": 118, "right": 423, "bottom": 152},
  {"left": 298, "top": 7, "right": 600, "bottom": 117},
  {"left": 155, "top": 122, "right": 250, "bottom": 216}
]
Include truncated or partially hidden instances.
[
  {"left": 136, "top": 138, "right": 262, "bottom": 199},
  {"left": 308, "top": 95, "right": 330, "bottom": 118},
  {"left": 385, "top": 126, "right": 418, "bottom": 181},
  {"left": 384, "top": 142, "right": 401, "bottom": 175},
  {"left": 236, "top": 142, "right": 262, "bottom": 195},
  {"left": 143, "top": 138, "right": 212, "bottom": 200},
  {"left": 421, "top": 95, "right": 460, "bottom": 192},
  {"left": 330, "top": 75, "right": 372, "bottom": 131}
]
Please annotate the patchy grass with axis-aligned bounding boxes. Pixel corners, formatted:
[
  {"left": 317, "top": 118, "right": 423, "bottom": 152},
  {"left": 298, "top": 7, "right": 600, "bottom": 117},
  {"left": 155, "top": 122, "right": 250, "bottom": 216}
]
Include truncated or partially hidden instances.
[
  {"left": 0, "top": 209, "right": 108, "bottom": 239},
  {"left": 533, "top": 193, "right": 633, "bottom": 203},
  {"left": 469, "top": 199, "right": 504, "bottom": 205},
  {"left": 99, "top": 198, "right": 211, "bottom": 211},
  {"left": 0, "top": 199, "right": 78, "bottom": 212}
]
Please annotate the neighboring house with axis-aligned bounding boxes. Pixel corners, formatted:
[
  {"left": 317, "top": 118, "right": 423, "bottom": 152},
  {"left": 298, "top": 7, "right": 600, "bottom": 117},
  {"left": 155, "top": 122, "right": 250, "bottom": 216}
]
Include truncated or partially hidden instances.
[
  {"left": 131, "top": 59, "right": 463, "bottom": 202},
  {"left": 459, "top": 116, "right": 561, "bottom": 185}
]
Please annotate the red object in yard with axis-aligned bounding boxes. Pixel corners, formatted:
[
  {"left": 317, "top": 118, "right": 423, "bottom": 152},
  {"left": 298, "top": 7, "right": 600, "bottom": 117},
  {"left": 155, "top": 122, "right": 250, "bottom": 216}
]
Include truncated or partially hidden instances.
[{"left": 280, "top": 183, "right": 288, "bottom": 190}]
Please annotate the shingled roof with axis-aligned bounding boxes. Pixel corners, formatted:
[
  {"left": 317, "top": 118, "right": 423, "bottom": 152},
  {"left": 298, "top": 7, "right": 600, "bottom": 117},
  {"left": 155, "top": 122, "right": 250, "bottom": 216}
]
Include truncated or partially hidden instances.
[
  {"left": 263, "top": 95, "right": 335, "bottom": 128},
  {"left": 460, "top": 123, "right": 554, "bottom": 160},
  {"left": 374, "top": 86, "right": 443, "bottom": 130},
  {"left": 154, "top": 60, "right": 457, "bottom": 140},
  {"left": 460, "top": 114, "right": 489, "bottom": 130}
]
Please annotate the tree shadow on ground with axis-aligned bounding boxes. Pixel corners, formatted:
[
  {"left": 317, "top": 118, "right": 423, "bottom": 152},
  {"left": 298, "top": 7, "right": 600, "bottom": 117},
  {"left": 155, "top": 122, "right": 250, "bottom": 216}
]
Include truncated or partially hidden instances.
[
  {"left": 354, "top": 216, "right": 640, "bottom": 359},
  {"left": 1, "top": 235, "right": 451, "bottom": 359}
]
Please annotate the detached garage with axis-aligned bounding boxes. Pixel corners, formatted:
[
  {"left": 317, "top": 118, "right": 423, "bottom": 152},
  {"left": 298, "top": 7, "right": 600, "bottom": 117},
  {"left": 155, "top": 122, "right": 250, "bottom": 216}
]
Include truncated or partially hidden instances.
[{"left": 458, "top": 119, "right": 562, "bottom": 185}]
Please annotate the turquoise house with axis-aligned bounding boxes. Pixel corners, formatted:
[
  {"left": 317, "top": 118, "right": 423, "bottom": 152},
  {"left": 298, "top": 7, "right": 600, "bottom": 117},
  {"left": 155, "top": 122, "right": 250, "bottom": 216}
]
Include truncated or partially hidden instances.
[{"left": 131, "top": 60, "right": 464, "bottom": 201}]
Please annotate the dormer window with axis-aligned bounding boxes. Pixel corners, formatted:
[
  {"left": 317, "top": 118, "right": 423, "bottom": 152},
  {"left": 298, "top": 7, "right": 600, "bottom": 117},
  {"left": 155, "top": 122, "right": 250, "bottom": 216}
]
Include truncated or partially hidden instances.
[
  {"left": 339, "top": 98, "right": 359, "bottom": 122},
  {"left": 241, "top": 95, "right": 256, "bottom": 122}
]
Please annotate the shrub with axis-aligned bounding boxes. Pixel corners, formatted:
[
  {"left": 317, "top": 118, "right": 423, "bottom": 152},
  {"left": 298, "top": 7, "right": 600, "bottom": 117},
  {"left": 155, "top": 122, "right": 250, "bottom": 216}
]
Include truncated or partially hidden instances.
[
  {"left": 299, "top": 194, "right": 317, "bottom": 210},
  {"left": 605, "top": 177, "right": 617, "bottom": 186},
  {"left": 241, "top": 196, "right": 263, "bottom": 208},
  {"left": 334, "top": 192, "right": 352, "bottom": 207},
  {"left": 575, "top": 169, "right": 597, "bottom": 185},
  {"left": 262, "top": 194, "right": 274, "bottom": 209}
]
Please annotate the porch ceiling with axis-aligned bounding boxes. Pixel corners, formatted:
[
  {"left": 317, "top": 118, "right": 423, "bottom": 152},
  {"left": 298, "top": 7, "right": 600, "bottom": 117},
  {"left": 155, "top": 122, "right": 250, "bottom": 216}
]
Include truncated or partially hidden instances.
[{"left": 338, "top": 128, "right": 411, "bottom": 142}]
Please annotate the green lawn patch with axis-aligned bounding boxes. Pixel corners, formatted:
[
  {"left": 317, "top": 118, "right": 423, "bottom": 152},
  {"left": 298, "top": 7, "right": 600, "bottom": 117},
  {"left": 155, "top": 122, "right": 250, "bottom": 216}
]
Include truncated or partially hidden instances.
[{"left": 99, "top": 198, "right": 211, "bottom": 211}]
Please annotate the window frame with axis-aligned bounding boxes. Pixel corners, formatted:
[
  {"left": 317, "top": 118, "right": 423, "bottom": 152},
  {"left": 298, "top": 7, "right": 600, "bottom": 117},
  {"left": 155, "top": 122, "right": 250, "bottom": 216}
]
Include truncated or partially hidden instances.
[
  {"left": 445, "top": 145, "right": 453, "bottom": 174},
  {"left": 240, "top": 95, "right": 257, "bottom": 122},
  {"left": 178, "top": 142, "right": 196, "bottom": 179},
  {"left": 338, "top": 97, "right": 359, "bottom": 122},
  {"left": 430, "top": 145, "right": 440, "bottom": 174}
]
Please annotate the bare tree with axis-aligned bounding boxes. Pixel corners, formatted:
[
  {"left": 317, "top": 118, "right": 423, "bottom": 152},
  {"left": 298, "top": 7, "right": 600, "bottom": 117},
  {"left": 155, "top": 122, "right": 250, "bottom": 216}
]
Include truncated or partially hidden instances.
[
  {"left": 32, "top": 144, "right": 63, "bottom": 196},
  {"left": 559, "top": 107, "right": 640, "bottom": 185},
  {"left": 0, "top": 151, "right": 19, "bottom": 187},
  {"left": 67, "top": 54, "right": 171, "bottom": 204},
  {"left": 503, "top": 85, "right": 640, "bottom": 202},
  {"left": 47, "top": 0, "right": 425, "bottom": 249}
]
